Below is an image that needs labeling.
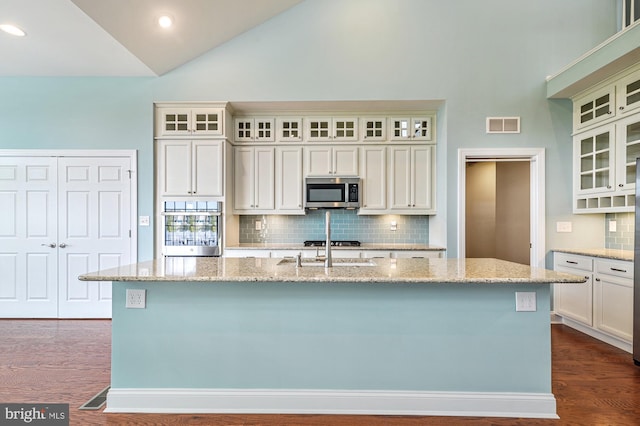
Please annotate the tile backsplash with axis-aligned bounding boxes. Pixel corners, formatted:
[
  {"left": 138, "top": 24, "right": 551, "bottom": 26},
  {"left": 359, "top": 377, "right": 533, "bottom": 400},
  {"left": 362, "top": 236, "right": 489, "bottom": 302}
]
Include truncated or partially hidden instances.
[
  {"left": 239, "top": 210, "right": 429, "bottom": 244},
  {"left": 604, "top": 212, "right": 634, "bottom": 250}
]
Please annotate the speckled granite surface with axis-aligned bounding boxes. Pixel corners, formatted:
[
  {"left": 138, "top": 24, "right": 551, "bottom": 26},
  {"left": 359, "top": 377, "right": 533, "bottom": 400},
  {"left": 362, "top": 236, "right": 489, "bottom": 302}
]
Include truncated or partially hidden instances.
[
  {"left": 80, "top": 257, "right": 585, "bottom": 284},
  {"left": 224, "top": 243, "right": 446, "bottom": 251},
  {"left": 552, "top": 248, "right": 633, "bottom": 262}
]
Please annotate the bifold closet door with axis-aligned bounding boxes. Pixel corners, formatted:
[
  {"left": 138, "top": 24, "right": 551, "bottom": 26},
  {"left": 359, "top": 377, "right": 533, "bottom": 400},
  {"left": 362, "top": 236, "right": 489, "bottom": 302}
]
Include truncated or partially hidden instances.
[{"left": 0, "top": 157, "right": 59, "bottom": 318}]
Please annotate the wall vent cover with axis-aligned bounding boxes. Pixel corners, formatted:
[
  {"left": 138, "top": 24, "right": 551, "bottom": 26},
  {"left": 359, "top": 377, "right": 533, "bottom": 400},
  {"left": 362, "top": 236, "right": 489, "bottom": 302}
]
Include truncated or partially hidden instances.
[{"left": 486, "top": 117, "right": 520, "bottom": 134}]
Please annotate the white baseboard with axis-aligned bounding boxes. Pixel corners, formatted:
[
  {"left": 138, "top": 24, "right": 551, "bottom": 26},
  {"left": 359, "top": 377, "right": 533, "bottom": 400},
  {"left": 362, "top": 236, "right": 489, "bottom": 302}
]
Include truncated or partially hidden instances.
[
  {"left": 558, "top": 316, "right": 632, "bottom": 353},
  {"left": 105, "top": 388, "right": 558, "bottom": 419}
]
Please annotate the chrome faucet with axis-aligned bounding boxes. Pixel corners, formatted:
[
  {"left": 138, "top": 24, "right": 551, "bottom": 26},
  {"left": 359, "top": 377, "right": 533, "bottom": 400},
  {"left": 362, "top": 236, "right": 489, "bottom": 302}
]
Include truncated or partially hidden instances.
[{"left": 324, "top": 210, "right": 332, "bottom": 268}]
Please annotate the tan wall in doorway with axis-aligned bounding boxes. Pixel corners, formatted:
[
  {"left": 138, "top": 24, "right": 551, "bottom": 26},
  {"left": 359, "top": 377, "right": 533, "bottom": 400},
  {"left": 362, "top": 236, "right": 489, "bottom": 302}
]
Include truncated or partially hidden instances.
[{"left": 465, "top": 161, "right": 530, "bottom": 265}]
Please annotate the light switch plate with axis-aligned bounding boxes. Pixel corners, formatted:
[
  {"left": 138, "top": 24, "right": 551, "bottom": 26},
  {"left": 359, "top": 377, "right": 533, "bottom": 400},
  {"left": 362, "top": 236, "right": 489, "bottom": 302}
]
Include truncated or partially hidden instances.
[
  {"left": 556, "top": 221, "right": 572, "bottom": 233},
  {"left": 609, "top": 220, "right": 617, "bottom": 232},
  {"left": 139, "top": 215, "right": 150, "bottom": 226}
]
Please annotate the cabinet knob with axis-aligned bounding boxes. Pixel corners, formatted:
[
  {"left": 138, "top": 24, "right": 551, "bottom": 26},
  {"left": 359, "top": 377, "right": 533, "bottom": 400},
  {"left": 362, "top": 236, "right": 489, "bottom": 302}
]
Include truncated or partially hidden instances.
[
  {"left": 620, "top": 106, "right": 625, "bottom": 111},
  {"left": 595, "top": 278, "right": 601, "bottom": 281},
  {"left": 618, "top": 184, "right": 624, "bottom": 187},
  {"left": 607, "top": 111, "right": 612, "bottom": 115},
  {"left": 41, "top": 243, "right": 56, "bottom": 248},
  {"left": 59, "top": 243, "right": 67, "bottom": 248},
  {"left": 607, "top": 185, "right": 612, "bottom": 189}
]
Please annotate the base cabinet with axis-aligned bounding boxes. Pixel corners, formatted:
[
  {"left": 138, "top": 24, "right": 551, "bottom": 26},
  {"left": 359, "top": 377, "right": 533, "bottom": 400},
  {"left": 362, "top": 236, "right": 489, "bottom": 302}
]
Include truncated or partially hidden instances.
[{"left": 553, "top": 252, "right": 633, "bottom": 350}]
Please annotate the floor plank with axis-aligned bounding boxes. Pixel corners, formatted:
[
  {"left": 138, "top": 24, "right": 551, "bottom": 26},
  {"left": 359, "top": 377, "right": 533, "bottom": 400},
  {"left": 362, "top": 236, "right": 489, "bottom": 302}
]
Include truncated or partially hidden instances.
[{"left": 1, "top": 320, "right": 639, "bottom": 425}]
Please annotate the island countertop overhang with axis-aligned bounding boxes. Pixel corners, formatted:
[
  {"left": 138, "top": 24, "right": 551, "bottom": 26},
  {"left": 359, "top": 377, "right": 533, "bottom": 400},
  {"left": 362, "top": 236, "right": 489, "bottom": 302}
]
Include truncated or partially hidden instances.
[{"left": 79, "top": 257, "right": 586, "bottom": 285}]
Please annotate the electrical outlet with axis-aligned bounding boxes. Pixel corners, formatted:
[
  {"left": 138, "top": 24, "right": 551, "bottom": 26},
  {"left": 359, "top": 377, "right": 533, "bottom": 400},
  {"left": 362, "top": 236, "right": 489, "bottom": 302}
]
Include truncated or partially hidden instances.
[
  {"left": 255, "top": 220, "right": 261, "bottom": 231},
  {"left": 126, "top": 289, "right": 146, "bottom": 309},
  {"left": 515, "top": 292, "right": 536, "bottom": 312},
  {"left": 609, "top": 220, "right": 617, "bottom": 232},
  {"left": 390, "top": 221, "right": 397, "bottom": 231}
]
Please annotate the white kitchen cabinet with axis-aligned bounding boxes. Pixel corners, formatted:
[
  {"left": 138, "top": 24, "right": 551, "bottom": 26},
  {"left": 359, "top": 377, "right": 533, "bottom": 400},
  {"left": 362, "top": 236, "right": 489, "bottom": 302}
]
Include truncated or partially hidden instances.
[
  {"left": 388, "top": 145, "right": 435, "bottom": 213},
  {"left": 304, "top": 146, "right": 359, "bottom": 176},
  {"left": 553, "top": 253, "right": 594, "bottom": 326},
  {"left": 573, "top": 112, "right": 640, "bottom": 213},
  {"left": 360, "top": 146, "right": 386, "bottom": 211},
  {"left": 306, "top": 117, "right": 358, "bottom": 142},
  {"left": 276, "top": 117, "right": 303, "bottom": 142},
  {"left": 389, "top": 117, "right": 432, "bottom": 141},
  {"left": 233, "top": 146, "right": 275, "bottom": 212},
  {"left": 573, "top": 87, "right": 615, "bottom": 131},
  {"left": 553, "top": 252, "right": 634, "bottom": 351},
  {"left": 574, "top": 124, "right": 615, "bottom": 197},
  {"left": 275, "top": 146, "right": 304, "bottom": 213},
  {"left": 616, "top": 68, "right": 640, "bottom": 116},
  {"left": 361, "top": 117, "right": 387, "bottom": 141},
  {"left": 593, "top": 258, "right": 634, "bottom": 342},
  {"left": 158, "top": 108, "right": 225, "bottom": 137},
  {"left": 234, "top": 117, "right": 275, "bottom": 142},
  {"left": 158, "top": 140, "right": 224, "bottom": 197}
]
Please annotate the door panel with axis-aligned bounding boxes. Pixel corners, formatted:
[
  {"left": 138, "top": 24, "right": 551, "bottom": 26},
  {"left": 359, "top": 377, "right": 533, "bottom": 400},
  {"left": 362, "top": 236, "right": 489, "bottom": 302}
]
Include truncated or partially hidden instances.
[
  {"left": 0, "top": 157, "right": 58, "bottom": 317},
  {"left": 58, "top": 156, "right": 132, "bottom": 318}
]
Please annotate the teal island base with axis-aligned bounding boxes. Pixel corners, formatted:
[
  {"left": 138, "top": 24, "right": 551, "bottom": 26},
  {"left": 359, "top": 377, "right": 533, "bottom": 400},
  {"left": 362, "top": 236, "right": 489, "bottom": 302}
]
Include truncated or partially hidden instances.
[{"left": 106, "top": 280, "right": 557, "bottom": 418}]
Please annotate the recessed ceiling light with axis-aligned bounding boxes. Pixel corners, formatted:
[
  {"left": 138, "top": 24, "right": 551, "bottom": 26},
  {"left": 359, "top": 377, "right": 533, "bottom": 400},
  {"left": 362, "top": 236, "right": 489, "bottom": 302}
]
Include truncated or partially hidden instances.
[
  {"left": 0, "top": 24, "right": 26, "bottom": 37},
  {"left": 158, "top": 15, "right": 173, "bottom": 29}
]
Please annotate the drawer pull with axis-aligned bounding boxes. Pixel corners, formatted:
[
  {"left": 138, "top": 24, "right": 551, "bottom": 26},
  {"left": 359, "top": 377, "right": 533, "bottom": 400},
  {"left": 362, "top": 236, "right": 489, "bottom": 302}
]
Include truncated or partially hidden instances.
[
  {"left": 610, "top": 267, "right": 627, "bottom": 273},
  {"left": 566, "top": 260, "right": 578, "bottom": 264}
]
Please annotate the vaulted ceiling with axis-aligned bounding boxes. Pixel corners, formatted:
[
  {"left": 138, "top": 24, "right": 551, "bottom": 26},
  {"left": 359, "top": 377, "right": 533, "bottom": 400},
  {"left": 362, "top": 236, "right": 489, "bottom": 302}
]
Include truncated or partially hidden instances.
[{"left": 0, "top": 0, "right": 302, "bottom": 76}]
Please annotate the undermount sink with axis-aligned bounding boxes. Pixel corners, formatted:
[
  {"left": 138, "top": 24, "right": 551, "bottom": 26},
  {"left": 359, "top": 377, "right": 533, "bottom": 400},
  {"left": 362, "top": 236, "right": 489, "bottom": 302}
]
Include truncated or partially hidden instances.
[{"left": 277, "top": 258, "right": 376, "bottom": 267}]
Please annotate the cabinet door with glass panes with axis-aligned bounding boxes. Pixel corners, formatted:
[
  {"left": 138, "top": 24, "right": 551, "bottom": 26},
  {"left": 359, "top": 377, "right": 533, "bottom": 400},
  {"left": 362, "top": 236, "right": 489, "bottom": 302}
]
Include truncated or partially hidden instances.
[
  {"left": 234, "top": 117, "right": 275, "bottom": 142},
  {"left": 616, "top": 68, "right": 640, "bottom": 116},
  {"left": 361, "top": 118, "right": 387, "bottom": 141},
  {"left": 615, "top": 113, "right": 640, "bottom": 194},
  {"left": 276, "top": 117, "right": 303, "bottom": 142},
  {"left": 306, "top": 117, "right": 358, "bottom": 141},
  {"left": 574, "top": 124, "right": 615, "bottom": 196},
  {"left": 159, "top": 108, "right": 224, "bottom": 137},
  {"left": 573, "top": 87, "right": 615, "bottom": 131},
  {"left": 389, "top": 117, "right": 432, "bottom": 141}
]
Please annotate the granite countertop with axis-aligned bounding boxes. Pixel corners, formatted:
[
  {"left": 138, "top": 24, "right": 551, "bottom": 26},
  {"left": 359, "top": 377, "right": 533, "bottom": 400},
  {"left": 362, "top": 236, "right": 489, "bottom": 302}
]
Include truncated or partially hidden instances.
[
  {"left": 79, "top": 257, "right": 585, "bottom": 284},
  {"left": 225, "top": 243, "right": 446, "bottom": 251},
  {"left": 553, "top": 248, "right": 633, "bottom": 262}
]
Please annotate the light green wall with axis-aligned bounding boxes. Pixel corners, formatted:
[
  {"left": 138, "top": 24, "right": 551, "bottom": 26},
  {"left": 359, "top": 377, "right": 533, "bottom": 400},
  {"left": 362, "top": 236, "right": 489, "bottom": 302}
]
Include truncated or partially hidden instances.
[
  {"left": 0, "top": 0, "right": 618, "bottom": 262},
  {"left": 112, "top": 280, "right": 552, "bottom": 392}
]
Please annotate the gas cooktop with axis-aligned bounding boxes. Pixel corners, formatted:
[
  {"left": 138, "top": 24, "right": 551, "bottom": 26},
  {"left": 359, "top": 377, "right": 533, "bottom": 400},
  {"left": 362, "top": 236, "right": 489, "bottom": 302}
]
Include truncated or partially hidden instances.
[{"left": 303, "top": 240, "right": 361, "bottom": 247}]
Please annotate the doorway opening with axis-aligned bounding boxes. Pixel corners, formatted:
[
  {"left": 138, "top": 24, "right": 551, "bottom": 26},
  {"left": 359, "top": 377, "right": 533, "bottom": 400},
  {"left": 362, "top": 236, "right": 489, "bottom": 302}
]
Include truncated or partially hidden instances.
[
  {"left": 457, "top": 148, "right": 545, "bottom": 268},
  {"left": 465, "top": 160, "right": 530, "bottom": 264}
]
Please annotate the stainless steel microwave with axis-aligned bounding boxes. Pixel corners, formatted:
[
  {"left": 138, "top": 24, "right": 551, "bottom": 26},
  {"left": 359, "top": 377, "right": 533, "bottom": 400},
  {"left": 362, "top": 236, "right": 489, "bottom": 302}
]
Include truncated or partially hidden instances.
[{"left": 304, "top": 177, "right": 361, "bottom": 209}]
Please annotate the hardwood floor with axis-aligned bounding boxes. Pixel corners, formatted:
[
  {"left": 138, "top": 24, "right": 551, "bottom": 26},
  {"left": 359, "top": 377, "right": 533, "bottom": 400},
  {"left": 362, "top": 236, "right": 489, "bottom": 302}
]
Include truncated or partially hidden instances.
[{"left": 1, "top": 320, "right": 639, "bottom": 425}]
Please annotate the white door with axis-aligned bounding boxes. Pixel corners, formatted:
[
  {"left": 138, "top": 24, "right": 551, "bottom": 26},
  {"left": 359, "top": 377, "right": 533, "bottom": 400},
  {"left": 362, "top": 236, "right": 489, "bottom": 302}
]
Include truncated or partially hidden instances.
[
  {"left": 57, "top": 157, "right": 132, "bottom": 318},
  {"left": 0, "top": 157, "right": 58, "bottom": 318}
]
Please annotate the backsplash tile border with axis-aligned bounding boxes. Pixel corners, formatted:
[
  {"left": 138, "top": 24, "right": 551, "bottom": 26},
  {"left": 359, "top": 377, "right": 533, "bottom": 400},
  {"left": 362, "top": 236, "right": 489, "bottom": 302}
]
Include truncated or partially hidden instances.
[{"left": 239, "top": 210, "right": 429, "bottom": 244}]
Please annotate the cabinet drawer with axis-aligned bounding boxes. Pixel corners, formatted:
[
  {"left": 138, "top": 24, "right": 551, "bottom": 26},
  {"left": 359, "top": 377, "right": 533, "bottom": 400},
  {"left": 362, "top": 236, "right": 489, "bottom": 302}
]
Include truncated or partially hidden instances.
[
  {"left": 595, "top": 259, "right": 633, "bottom": 280},
  {"left": 554, "top": 253, "right": 593, "bottom": 272}
]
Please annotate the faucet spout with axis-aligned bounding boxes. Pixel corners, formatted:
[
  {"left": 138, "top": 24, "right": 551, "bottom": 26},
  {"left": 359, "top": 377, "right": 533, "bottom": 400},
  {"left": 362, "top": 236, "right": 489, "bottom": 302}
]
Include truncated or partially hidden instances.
[{"left": 325, "top": 210, "right": 332, "bottom": 268}]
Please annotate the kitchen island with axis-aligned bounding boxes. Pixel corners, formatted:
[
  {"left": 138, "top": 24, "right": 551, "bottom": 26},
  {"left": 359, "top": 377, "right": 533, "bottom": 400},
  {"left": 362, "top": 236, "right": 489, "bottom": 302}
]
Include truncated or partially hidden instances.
[{"left": 80, "top": 257, "right": 584, "bottom": 418}]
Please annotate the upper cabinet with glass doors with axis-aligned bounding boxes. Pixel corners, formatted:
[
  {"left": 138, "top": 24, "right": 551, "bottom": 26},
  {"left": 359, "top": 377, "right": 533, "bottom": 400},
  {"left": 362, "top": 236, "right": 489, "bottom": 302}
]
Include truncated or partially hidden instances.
[
  {"left": 571, "top": 63, "right": 640, "bottom": 213},
  {"left": 389, "top": 117, "right": 433, "bottom": 142},
  {"left": 158, "top": 107, "right": 225, "bottom": 137}
]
